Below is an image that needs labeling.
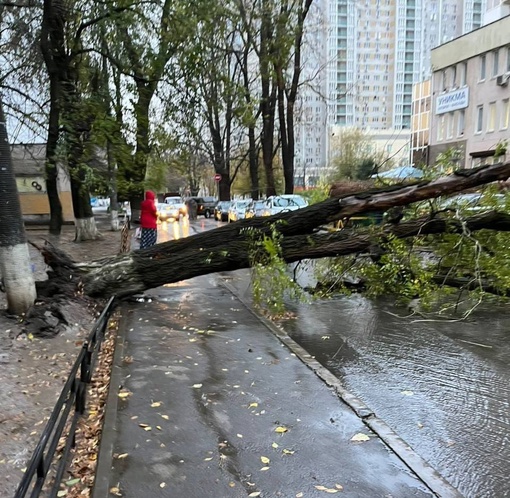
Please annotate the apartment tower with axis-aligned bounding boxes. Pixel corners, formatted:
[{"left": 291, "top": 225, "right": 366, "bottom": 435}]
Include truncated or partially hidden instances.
[{"left": 293, "top": 0, "right": 486, "bottom": 185}]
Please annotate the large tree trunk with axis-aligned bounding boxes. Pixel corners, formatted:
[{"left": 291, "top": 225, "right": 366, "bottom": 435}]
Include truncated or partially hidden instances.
[
  {"left": 0, "top": 101, "right": 37, "bottom": 314},
  {"left": 40, "top": 0, "right": 66, "bottom": 235},
  {"left": 39, "top": 162, "right": 510, "bottom": 298}
]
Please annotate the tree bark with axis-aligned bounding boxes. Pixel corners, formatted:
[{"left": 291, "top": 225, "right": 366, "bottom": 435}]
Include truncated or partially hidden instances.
[
  {"left": 40, "top": 0, "right": 65, "bottom": 235},
  {"left": 38, "top": 162, "right": 510, "bottom": 298},
  {"left": 0, "top": 100, "right": 37, "bottom": 313}
]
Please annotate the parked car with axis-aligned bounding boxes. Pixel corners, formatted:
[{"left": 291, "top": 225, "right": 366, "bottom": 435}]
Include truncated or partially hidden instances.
[
  {"left": 157, "top": 202, "right": 180, "bottom": 221},
  {"left": 261, "top": 194, "right": 308, "bottom": 216},
  {"left": 187, "top": 196, "right": 217, "bottom": 218},
  {"left": 214, "top": 201, "right": 231, "bottom": 221},
  {"left": 164, "top": 196, "right": 187, "bottom": 216},
  {"left": 439, "top": 192, "right": 506, "bottom": 213},
  {"left": 245, "top": 200, "right": 266, "bottom": 218},
  {"left": 228, "top": 199, "right": 252, "bottom": 222}
]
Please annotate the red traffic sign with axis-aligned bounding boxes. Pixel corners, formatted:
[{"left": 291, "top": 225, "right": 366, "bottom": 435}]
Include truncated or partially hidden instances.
[{"left": 214, "top": 173, "right": 222, "bottom": 182}]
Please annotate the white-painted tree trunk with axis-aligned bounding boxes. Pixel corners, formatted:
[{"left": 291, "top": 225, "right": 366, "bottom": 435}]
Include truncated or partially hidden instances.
[
  {"left": 0, "top": 244, "right": 37, "bottom": 314},
  {"left": 75, "top": 217, "right": 101, "bottom": 241},
  {"left": 110, "top": 210, "right": 120, "bottom": 231}
]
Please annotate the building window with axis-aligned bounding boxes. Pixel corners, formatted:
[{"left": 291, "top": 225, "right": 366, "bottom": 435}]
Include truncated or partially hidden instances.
[
  {"left": 502, "top": 99, "right": 510, "bottom": 130},
  {"left": 458, "top": 109, "right": 465, "bottom": 136},
  {"left": 460, "top": 62, "right": 468, "bottom": 86},
  {"left": 476, "top": 105, "right": 484, "bottom": 133},
  {"left": 437, "top": 115, "right": 445, "bottom": 141},
  {"left": 488, "top": 102, "right": 496, "bottom": 132},
  {"left": 507, "top": 46, "right": 510, "bottom": 72},
  {"left": 452, "top": 65, "right": 457, "bottom": 87},
  {"left": 493, "top": 50, "right": 499, "bottom": 77},
  {"left": 441, "top": 70, "right": 447, "bottom": 90},
  {"left": 447, "top": 112, "right": 455, "bottom": 139},
  {"left": 480, "top": 55, "right": 486, "bottom": 81}
]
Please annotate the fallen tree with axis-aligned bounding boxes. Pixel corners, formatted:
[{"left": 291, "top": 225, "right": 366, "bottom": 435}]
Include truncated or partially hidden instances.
[{"left": 34, "top": 162, "right": 510, "bottom": 299}]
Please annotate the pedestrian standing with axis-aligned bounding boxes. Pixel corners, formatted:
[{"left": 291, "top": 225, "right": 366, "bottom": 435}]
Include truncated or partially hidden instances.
[
  {"left": 139, "top": 191, "right": 158, "bottom": 249},
  {"left": 189, "top": 198, "right": 198, "bottom": 220}
]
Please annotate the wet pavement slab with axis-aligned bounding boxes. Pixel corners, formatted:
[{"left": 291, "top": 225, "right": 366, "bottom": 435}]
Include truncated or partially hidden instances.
[{"left": 93, "top": 275, "right": 451, "bottom": 498}]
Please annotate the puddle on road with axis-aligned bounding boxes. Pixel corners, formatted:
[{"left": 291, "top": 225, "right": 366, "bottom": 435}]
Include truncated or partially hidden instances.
[{"left": 282, "top": 295, "right": 510, "bottom": 498}]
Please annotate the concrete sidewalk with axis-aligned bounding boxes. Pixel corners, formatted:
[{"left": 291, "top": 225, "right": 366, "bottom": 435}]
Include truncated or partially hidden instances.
[{"left": 93, "top": 274, "right": 458, "bottom": 498}]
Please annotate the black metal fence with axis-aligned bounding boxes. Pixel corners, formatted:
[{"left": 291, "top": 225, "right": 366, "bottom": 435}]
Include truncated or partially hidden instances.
[{"left": 14, "top": 296, "right": 117, "bottom": 498}]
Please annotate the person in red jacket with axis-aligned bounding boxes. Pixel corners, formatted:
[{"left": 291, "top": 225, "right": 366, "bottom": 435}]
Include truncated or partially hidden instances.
[{"left": 139, "top": 191, "right": 158, "bottom": 249}]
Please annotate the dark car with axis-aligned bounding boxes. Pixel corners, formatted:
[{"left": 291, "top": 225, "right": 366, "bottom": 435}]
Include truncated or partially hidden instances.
[
  {"left": 214, "top": 201, "right": 231, "bottom": 221},
  {"left": 187, "top": 196, "right": 217, "bottom": 218}
]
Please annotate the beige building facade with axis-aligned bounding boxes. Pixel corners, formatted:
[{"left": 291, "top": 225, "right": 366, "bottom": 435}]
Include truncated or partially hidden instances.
[
  {"left": 429, "top": 14, "right": 510, "bottom": 168},
  {"left": 12, "top": 144, "right": 74, "bottom": 223}
]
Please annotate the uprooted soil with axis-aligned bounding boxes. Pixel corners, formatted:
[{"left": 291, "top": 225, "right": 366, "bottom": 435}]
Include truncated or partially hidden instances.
[{"left": 0, "top": 213, "right": 131, "bottom": 497}]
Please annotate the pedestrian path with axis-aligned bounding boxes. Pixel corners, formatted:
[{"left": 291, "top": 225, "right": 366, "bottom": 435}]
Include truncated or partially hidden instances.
[{"left": 93, "top": 275, "right": 445, "bottom": 498}]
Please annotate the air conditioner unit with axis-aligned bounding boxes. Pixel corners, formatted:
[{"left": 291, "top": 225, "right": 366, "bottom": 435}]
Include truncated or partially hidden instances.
[{"left": 496, "top": 73, "right": 510, "bottom": 86}]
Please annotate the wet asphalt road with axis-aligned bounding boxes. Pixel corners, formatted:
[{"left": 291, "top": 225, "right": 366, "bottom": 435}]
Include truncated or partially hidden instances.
[
  {"left": 96, "top": 277, "right": 436, "bottom": 498},
  {"left": 277, "top": 295, "right": 510, "bottom": 498},
  {"left": 118, "top": 216, "right": 510, "bottom": 497}
]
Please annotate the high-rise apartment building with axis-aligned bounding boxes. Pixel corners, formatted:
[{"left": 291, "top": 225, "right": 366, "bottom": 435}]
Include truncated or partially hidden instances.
[
  {"left": 294, "top": 0, "right": 486, "bottom": 186},
  {"left": 328, "top": 0, "right": 485, "bottom": 130}
]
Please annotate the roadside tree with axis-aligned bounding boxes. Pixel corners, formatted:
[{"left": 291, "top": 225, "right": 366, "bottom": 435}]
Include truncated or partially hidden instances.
[{"left": 0, "top": 100, "right": 37, "bottom": 314}]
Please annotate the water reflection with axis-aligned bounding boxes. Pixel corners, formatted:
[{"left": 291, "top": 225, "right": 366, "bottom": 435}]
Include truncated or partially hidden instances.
[
  {"left": 158, "top": 216, "right": 189, "bottom": 242},
  {"left": 282, "top": 296, "right": 510, "bottom": 497}
]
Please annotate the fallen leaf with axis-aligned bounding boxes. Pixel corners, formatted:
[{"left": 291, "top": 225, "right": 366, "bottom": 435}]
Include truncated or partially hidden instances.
[
  {"left": 237, "top": 434, "right": 243, "bottom": 438},
  {"left": 296, "top": 493, "right": 304, "bottom": 498},
  {"left": 260, "top": 466, "right": 270, "bottom": 471},
  {"left": 248, "top": 493, "right": 261, "bottom": 497},
  {"left": 282, "top": 449, "right": 295, "bottom": 455},
  {"left": 116, "top": 453, "right": 128, "bottom": 459},
  {"left": 401, "top": 390, "right": 414, "bottom": 396},
  {"left": 144, "top": 426, "right": 152, "bottom": 431},
  {"left": 156, "top": 426, "right": 162, "bottom": 430},
  {"left": 138, "top": 423, "right": 149, "bottom": 428},
  {"left": 151, "top": 402, "right": 161, "bottom": 408},
  {"left": 160, "top": 483, "right": 166, "bottom": 488},
  {"left": 275, "top": 426, "right": 288, "bottom": 433},
  {"left": 109, "top": 487, "right": 121, "bottom": 496},
  {"left": 229, "top": 482, "right": 236, "bottom": 488},
  {"left": 117, "top": 391, "right": 131, "bottom": 399},
  {"left": 315, "top": 485, "right": 340, "bottom": 493},
  {"left": 271, "top": 442, "right": 279, "bottom": 449},
  {"left": 335, "top": 484, "right": 343, "bottom": 490},
  {"left": 192, "top": 384, "right": 203, "bottom": 389},
  {"left": 260, "top": 456, "right": 270, "bottom": 464},
  {"left": 249, "top": 402, "right": 258, "bottom": 408},
  {"left": 161, "top": 414, "right": 169, "bottom": 420},
  {"left": 204, "top": 457, "right": 213, "bottom": 461},
  {"left": 57, "top": 491, "right": 67, "bottom": 497},
  {"left": 189, "top": 338, "right": 197, "bottom": 342},
  {"left": 321, "top": 335, "right": 330, "bottom": 340},
  {"left": 350, "top": 433, "right": 370, "bottom": 442}
]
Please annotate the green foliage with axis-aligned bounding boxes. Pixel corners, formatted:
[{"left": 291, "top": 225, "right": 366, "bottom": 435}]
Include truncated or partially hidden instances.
[
  {"left": 314, "top": 187, "right": 510, "bottom": 312},
  {"left": 329, "top": 128, "right": 389, "bottom": 181},
  {"left": 244, "top": 223, "right": 307, "bottom": 315}
]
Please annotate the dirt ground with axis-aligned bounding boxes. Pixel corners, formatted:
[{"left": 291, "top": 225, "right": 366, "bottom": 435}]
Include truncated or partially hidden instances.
[{"left": 0, "top": 212, "right": 128, "bottom": 497}]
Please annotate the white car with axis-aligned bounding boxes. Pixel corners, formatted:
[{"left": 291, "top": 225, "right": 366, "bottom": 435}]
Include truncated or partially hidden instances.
[
  {"left": 157, "top": 202, "right": 180, "bottom": 221},
  {"left": 164, "top": 196, "right": 187, "bottom": 217},
  {"left": 228, "top": 199, "right": 252, "bottom": 222},
  {"left": 262, "top": 194, "right": 308, "bottom": 216}
]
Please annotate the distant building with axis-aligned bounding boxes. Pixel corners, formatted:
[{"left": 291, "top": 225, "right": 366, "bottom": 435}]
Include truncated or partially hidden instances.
[
  {"left": 484, "top": 0, "right": 510, "bottom": 24},
  {"left": 428, "top": 14, "right": 510, "bottom": 168},
  {"left": 12, "top": 144, "right": 74, "bottom": 223},
  {"left": 294, "top": 0, "right": 487, "bottom": 186}
]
